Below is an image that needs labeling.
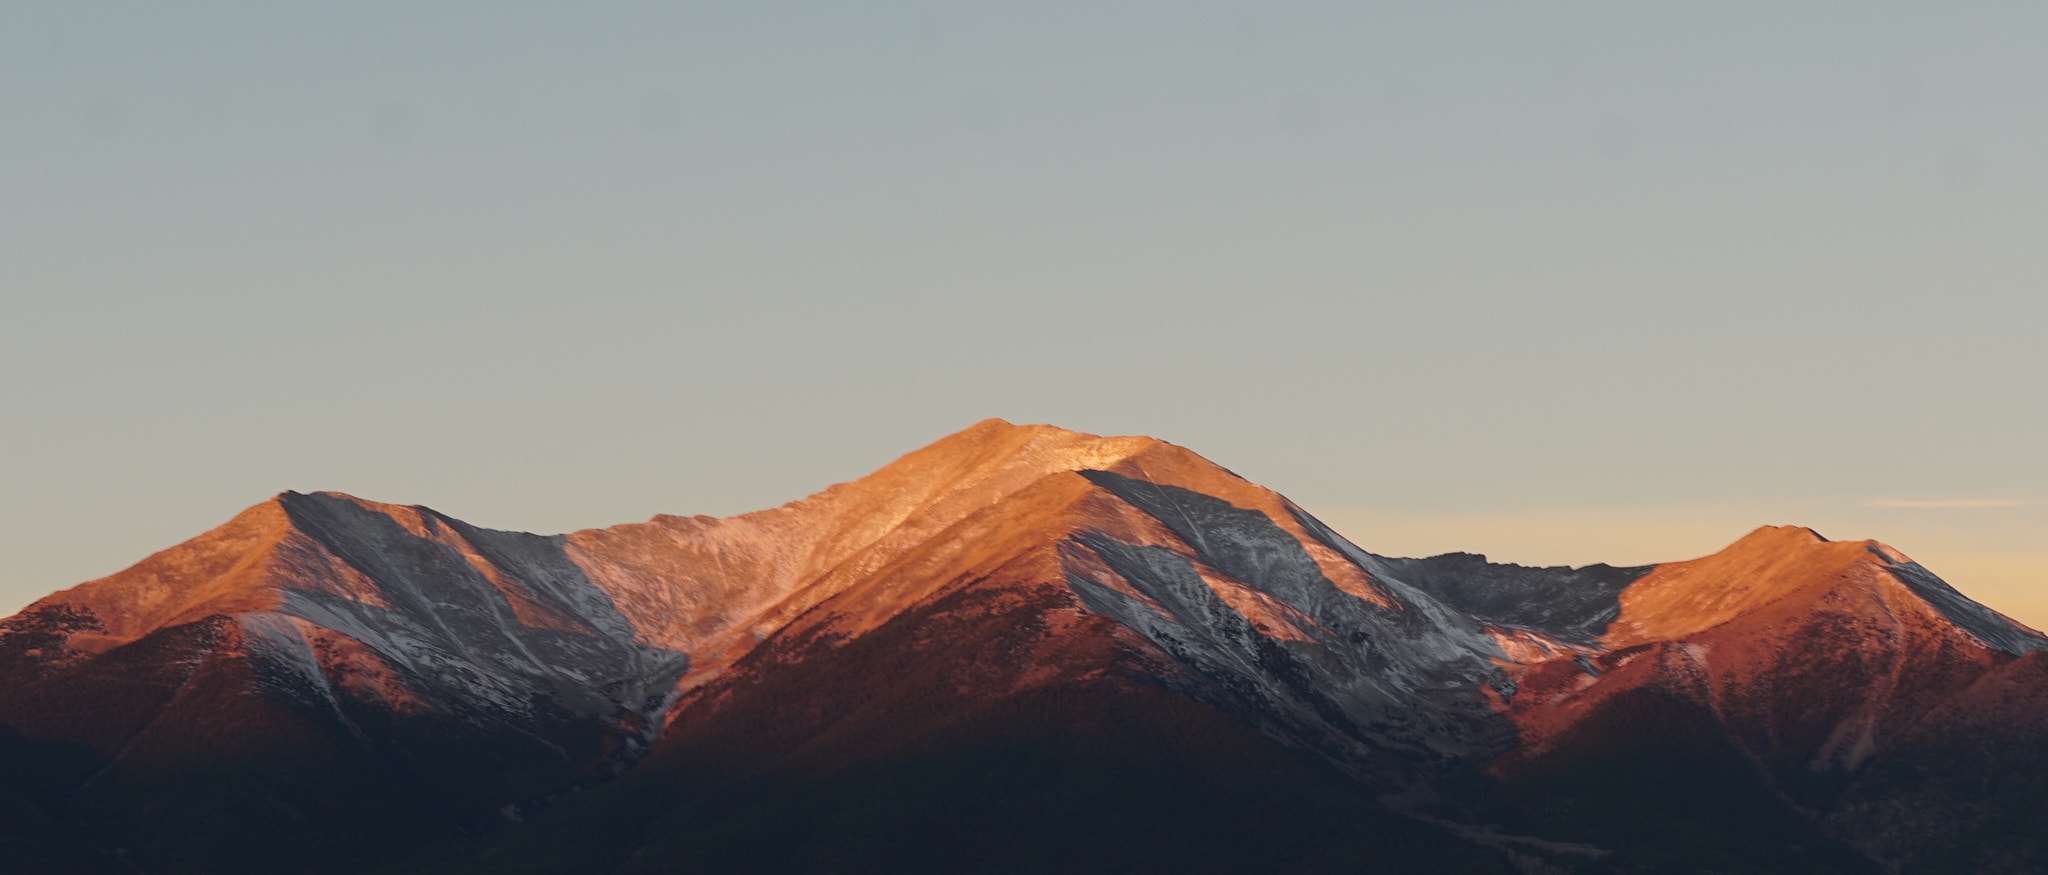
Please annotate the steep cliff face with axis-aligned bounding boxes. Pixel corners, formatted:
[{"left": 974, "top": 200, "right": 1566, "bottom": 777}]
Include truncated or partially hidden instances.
[{"left": 1, "top": 420, "right": 2042, "bottom": 874}]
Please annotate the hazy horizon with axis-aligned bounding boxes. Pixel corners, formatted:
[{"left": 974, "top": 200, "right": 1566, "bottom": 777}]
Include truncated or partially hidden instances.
[{"left": 5, "top": 4, "right": 2044, "bottom": 625}]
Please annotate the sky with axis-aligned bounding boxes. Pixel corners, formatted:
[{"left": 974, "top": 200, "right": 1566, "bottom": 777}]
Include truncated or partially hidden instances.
[{"left": 4, "top": 3, "right": 2045, "bottom": 626}]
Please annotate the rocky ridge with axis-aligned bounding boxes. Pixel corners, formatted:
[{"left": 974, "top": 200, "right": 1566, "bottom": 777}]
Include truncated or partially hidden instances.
[{"left": 1, "top": 420, "right": 2043, "bottom": 874}]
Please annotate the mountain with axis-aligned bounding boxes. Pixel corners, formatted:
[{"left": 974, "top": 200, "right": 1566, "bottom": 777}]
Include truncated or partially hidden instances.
[{"left": 1, "top": 420, "right": 2043, "bottom": 874}]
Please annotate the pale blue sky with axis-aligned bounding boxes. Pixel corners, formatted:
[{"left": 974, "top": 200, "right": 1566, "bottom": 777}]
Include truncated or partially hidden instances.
[{"left": 5, "top": 3, "right": 2046, "bottom": 622}]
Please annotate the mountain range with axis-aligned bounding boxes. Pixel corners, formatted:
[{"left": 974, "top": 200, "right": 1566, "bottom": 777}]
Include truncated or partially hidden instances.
[{"left": 2, "top": 420, "right": 2044, "bottom": 874}]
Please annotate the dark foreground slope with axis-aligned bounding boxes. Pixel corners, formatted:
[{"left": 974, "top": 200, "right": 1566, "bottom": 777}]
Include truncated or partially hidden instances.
[{"left": 1, "top": 421, "right": 2043, "bottom": 874}]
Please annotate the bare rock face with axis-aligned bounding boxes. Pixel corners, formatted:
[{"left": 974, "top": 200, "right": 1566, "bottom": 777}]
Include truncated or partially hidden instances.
[{"left": 1, "top": 420, "right": 2043, "bottom": 874}]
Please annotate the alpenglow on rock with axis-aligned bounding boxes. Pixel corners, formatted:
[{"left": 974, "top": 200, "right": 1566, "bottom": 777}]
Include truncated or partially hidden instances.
[{"left": 2, "top": 420, "right": 2044, "bottom": 875}]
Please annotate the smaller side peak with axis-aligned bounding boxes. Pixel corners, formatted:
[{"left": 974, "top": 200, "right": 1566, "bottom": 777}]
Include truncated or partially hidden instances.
[
  {"left": 1712, "top": 527, "right": 1939, "bottom": 569},
  {"left": 1605, "top": 521, "right": 2045, "bottom": 653},
  {"left": 1604, "top": 524, "right": 1883, "bottom": 648}
]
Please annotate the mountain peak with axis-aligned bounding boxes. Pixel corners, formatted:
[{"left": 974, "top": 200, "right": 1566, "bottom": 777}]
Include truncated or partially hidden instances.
[
  {"left": 10, "top": 423, "right": 2048, "bottom": 873},
  {"left": 1600, "top": 525, "right": 1882, "bottom": 647},
  {"left": 1735, "top": 523, "right": 1829, "bottom": 545},
  {"left": 30, "top": 496, "right": 301, "bottom": 650},
  {"left": 1602, "top": 521, "right": 2045, "bottom": 654},
  {"left": 902, "top": 418, "right": 1166, "bottom": 472}
]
